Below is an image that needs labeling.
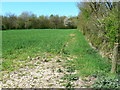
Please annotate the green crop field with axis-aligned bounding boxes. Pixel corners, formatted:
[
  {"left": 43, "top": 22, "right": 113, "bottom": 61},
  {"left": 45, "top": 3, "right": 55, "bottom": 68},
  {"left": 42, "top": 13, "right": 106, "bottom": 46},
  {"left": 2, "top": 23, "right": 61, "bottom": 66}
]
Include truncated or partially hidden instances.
[
  {"left": 2, "top": 29, "right": 110, "bottom": 76},
  {"left": 2, "top": 29, "right": 73, "bottom": 59}
]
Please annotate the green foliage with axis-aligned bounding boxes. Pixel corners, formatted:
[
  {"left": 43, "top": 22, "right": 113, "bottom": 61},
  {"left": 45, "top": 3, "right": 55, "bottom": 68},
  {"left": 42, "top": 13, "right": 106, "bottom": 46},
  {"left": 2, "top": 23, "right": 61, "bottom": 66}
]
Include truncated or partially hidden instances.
[
  {"left": 62, "top": 74, "right": 79, "bottom": 81},
  {"left": 103, "top": 10, "right": 118, "bottom": 46},
  {"left": 80, "top": 7, "right": 91, "bottom": 21},
  {"left": 2, "top": 60, "right": 14, "bottom": 71},
  {"left": 66, "top": 66, "right": 75, "bottom": 72},
  {"left": 93, "top": 76, "right": 120, "bottom": 88},
  {"left": 56, "top": 59, "right": 61, "bottom": 62},
  {"left": 57, "top": 68, "right": 63, "bottom": 73},
  {"left": 91, "top": 70, "right": 119, "bottom": 88},
  {"left": 64, "top": 82, "right": 74, "bottom": 89}
]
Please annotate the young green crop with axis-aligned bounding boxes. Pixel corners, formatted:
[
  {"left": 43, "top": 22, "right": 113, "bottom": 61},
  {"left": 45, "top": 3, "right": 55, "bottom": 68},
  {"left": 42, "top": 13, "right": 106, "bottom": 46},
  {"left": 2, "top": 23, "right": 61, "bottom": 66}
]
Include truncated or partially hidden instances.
[
  {"left": 2, "top": 29, "right": 74, "bottom": 59},
  {"left": 2, "top": 29, "right": 110, "bottom": 77},
  {"left": 2, "top": 29, "right": 75, "bottom": 70}
]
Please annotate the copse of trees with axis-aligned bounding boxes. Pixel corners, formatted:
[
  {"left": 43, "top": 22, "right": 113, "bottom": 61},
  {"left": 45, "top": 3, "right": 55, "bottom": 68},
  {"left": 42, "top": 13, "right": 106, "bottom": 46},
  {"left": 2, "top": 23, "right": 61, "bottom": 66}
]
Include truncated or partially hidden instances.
[
  {"left": 2, "top": 12, "right": 77, "bottom": 30},
  {"left": 77, "top": 2, "right": 119, "bottom": 73}
]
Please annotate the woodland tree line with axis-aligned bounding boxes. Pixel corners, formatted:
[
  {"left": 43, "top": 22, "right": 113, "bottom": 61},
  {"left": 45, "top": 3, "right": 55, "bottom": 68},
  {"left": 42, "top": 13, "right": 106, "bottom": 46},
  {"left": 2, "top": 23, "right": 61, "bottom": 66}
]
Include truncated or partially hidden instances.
[
  {"left": 77, "top": 2, "right": 119, "bottom": 73},
  {"left": 1, "top": 12, "right": 77, "bottom": 30}
]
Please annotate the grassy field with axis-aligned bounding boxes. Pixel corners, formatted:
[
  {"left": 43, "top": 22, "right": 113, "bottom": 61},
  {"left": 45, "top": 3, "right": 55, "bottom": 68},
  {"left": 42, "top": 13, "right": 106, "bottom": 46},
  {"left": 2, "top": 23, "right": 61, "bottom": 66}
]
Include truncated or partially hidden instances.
[{"left": 2, "top": 29, "right": 110, "bottom": 76}]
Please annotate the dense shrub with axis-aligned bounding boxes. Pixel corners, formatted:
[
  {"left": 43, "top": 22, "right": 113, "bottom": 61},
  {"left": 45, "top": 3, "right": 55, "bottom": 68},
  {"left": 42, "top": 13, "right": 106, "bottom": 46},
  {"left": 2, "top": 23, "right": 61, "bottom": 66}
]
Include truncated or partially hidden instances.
[{"left": 77, "top": 2, "right": 119, "bottom": 71}]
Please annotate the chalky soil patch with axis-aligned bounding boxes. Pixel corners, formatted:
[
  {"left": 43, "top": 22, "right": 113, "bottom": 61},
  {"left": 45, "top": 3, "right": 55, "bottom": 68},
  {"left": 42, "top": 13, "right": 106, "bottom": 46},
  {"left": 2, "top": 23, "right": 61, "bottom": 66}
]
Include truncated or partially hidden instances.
[{"left": 2, "top": 53, "right": 95, "bottom": 88}]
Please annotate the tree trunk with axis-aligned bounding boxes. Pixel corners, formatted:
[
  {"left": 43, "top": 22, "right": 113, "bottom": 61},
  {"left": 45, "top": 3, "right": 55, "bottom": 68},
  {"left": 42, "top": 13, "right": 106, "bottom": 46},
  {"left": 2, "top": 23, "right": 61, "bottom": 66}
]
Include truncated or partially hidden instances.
[{"left": 111, "top": 43, "right": 118, "bottom": 73}]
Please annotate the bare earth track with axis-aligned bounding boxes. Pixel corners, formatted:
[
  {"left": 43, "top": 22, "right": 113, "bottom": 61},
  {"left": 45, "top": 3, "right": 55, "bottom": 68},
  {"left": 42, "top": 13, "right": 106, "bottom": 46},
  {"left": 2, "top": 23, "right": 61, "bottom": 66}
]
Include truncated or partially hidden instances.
[{"left": 2, "top": 53, "right": 96, "bottom": 88}]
